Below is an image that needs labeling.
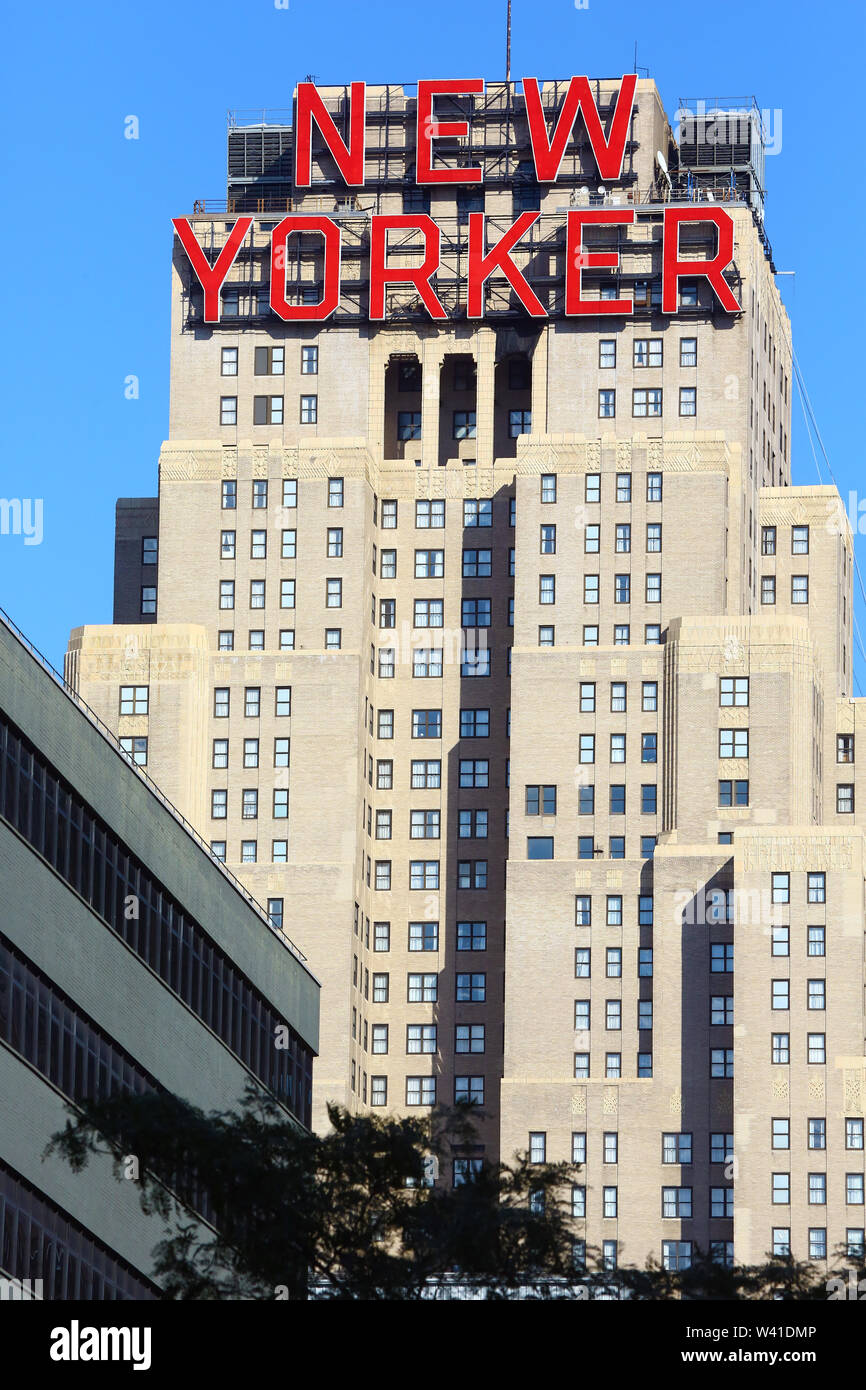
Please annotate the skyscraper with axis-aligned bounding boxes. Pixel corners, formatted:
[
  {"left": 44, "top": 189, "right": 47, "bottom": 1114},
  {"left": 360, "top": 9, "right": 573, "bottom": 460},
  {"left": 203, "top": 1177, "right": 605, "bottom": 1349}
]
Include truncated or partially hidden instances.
[{"left": 67, "top": 77, "right": 865, "bottom": 1273}]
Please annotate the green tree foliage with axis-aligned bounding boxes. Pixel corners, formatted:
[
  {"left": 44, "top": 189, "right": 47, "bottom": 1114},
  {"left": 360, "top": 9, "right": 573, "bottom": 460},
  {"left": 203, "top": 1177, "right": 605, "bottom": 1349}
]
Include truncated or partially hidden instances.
[{"left": 46, "top": 1084, "right": 837, "bottom": 1301}]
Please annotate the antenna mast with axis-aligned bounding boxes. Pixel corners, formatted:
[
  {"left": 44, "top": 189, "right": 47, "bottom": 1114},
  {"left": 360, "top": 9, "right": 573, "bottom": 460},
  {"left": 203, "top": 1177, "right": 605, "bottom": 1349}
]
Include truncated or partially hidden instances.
[{"left": 506, "top": 0, "right": 512, "bottom": 83}]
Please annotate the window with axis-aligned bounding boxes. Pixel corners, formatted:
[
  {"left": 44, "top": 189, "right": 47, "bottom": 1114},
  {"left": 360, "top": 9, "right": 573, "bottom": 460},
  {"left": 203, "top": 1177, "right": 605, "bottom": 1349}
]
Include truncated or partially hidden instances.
[
  {"left": 463, "top": 548, "right": 492, "bottom": 578},
  {"left": 710, "top": 1049, "right": 733, "bottom": 1078},
  {"left": 585, "top": 474, "right": 600, "bottom": 503},
  {"left": 633, "top": 389, "right": 662, "bottom": 418},
  {"left": 220, "top": 396, "right": 237, "bottom": 426},
  {"left": 119, "top": 685, "right": 148, "bottom": 715},
  {"left": 614, "top": 574, "right": 630, "bottom": 604},
  {"left": 808, "top": 1033, "right": 826, "bottom": 1064},
  {"left": 772, "top": 1117, "right": 795, "bottom": 1150},
  {"left": 634, "top": 338, "right": 662, "bottom": 368},
  {"left": 250, "top": 579, "right": 266, "bottom": 609},
  {"left": 464, "top": 499, "right": 492, "bottom": 528},
  {"left": 410, "top": 861, "right": 439, "bottom": 890},
  {"left": 599, "top": 340, "right": 616, "bottom": 368},
  {"left": 838, "top": 784, "right": 855, "bottom": 813},
  {"left": 407, "top": 709, "right": 439, "bottom": 741},
  {"left": 610, "top": 734, "right": 625, "bottom": 764},
  {"left": 662, "top": 1188, "right": 692, "bottom": 1218},
  {"left": 529, "top": 1132, "right": 547, "bottom": 1164},
  {"left": 837, "top": 734, "right": 855, "bottom": 763},
  {"left": 761, "top": 575, "right": 776, "bottom": 605},
  {"left": 457, "top": 972, "right": 486, "bottom": 1003},
  {"left": 413, "top": 648, "right": 443, "bottom": 678},
  {"left": 646, "top": 573, "right": 661, "bottom": 604},
  {"left": 662, "top": 1242, "right": 692, "bottom": 1272},
  {"left": 710, "top": 1187, "right": 733, "bottom": 1218},
  {"left": 772, "top": 979, "right": 789, "bottom": 1011},
  {"left": 574, "top": 1054, "right": 590, "bottom": 1079},
  {"left": 380, "top": 549, "right": 396, "bottom": 579},
  {"left": 459, "top": 760, "right": 488, "bottom": 789},
  {"left": 646, "top": 522, "right": 662, "bottom": 554},
  {"left": 211, "top": 789, "right": 227, "bottom": 820},
  {"left": 848, "top": 1229, "right": 866, "bottom": 1259},
  {"left": 679, "top": 386, "right": 697, "bottom": 416},
  {"left": 663, "top": 1134, "right": 693, "bottom": 1164},
  {"left": 680, "top": 338, "right": 697, "bottom": 367},
  {"left": 720, "top": 677, "right": 749, "bottom": 706},
  {"left": 458, "top": 860, "right": 488, "bottom": 888},
  {"left": 808, "top": 979, "right": 826, "bottom": 1011},
  {"left": 710, "top": 943, "right": 733, "bottom": 973},
  {"left": 808, "top": 872, "right": 826, "bottom": 903},
  {"left": 646, "top": 473, "right": 662, "bottom": 503},
  {"left": 415, "top": 499, "right": 445, "bottom": 530},
  {"left": 615, "top": 473, "right": 632, "bottom": 503},
  {"left": 380, "top": 499, "right": 397, "bottom": 529},
  {"left": 538, "top": 574, "right": 556, "bottom": 606},
  {"left": 772, "top": 1033, "right": 790, "bottom": 1064},
  {"left": 219, "top": 580, "right": 235, "bottom": 610},
  {"left": 772, "top": 925, "right": 789, "bottom": 956},
  {"left": 460, "top": 709, "right": 489, "bottom": 739},
  {"left": 808, "top": 926, "right": 825, "bottom": 957},
  {"left": 792, "top": 525, "right": 809, "bottom": 555},
  {"left": 456, "top": 1024, "right": 485, "bottom": 1054},
  {"left": 397, "top": 411, "right": 421, "bottom": 441},
  {"left": 119, "top": 736, "right": 147, "bottom": 766},
  {"left": 719, "top": 729, "right": 748, "bottom": 759},
  {"left": 408, "top": 922, "right": 439, "bottom": 956},
  {"left": 295, "top": 344, "right": 318, "bottom": 376},
  {"left": 407, "top": 1023, "right": 437, "bottom": 1055},
  {"left": 454, "top": 411, "right": 477, "bottom": 439},
  {"left": 509, "top": 409, "right": 531, "bottom": 437},
  {"left": 280, "top": 579, "right": 295, "bottom": 609},
  {"left": 718, "top": 779, "right": 749, "bottom": 807},
  {"left": 213, "top": 688, "right": 230, "bottom": 719},
  {"left": 808, "top": 1173, "right": 827, "bottom": 1206},
  {"left": 220, "top": 530, "right": 236, "bottom": 560},
  {"left": 526, "top": 785, "right": 557, "bottom": 816},
  {"left": 641, "top": 733, "right": 657, "bottom": 764},
  {"left": 598, "top": 389, "right": 615, "bottom": 418},
  {"left": 808, "top": 1118, "right": 826, "bottom": 1150},
  {"left": 847, "top": 1119, "right": 865, "bottom": 1150},
  {"left": 584, "top": 574, "right": 599, "bottom": 604},
  {"left": 527, "top": 837, "right": 553, "bottom": 860},
  {"left": 457, "top": 921, "right": 486, "bottom": 951},
  {"left": 792, "top": 575, "right": 809, "bottom": 604}
]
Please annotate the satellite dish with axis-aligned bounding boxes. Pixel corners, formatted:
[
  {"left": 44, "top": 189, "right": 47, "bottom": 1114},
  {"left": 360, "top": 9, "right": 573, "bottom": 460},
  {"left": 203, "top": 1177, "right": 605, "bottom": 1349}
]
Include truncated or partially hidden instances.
[
  {"left": 597, "top": 185, "right": 605, "bottom": 196},
  {"left": 656, "top": 150, "right": 668, "bottom": 175},
  {"left": 706, "top": 190, "right": 714, "bottom": 202}
]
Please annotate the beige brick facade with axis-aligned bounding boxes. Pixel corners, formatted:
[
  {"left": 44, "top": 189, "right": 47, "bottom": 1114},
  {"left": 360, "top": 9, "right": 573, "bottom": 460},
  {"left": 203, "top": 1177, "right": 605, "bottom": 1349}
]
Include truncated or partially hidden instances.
[{"left": 66, "top": 78, "right": 865, "bottom": 1276}]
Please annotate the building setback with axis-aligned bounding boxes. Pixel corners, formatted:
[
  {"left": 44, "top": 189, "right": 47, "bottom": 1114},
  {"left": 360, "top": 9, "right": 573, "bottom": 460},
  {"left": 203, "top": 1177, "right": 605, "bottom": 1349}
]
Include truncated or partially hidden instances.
[
  {"left": 0, "top": 610, "right": 319, "bottom": 1298},
  {"left": 68, "top": 78, "right": 865, "bottom": 1274}
]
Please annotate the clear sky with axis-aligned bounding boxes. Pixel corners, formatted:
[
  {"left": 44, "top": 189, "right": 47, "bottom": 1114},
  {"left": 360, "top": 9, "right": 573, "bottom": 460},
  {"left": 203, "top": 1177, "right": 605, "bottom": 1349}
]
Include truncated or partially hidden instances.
[{"left": 1, "top": 0, "right": 863, "bottom": 677}]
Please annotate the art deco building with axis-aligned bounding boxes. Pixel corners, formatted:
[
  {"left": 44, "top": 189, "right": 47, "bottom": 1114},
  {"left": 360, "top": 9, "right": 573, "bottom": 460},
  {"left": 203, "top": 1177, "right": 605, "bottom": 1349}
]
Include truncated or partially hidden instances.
[{"left": 67, "top": 78, "right": 865, "bottom": 1276}]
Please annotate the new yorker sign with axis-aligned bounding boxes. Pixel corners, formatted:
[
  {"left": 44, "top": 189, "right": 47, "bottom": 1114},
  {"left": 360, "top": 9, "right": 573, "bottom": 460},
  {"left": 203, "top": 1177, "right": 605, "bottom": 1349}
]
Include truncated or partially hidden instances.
[{"left": 174, "top": 77, "right": 742, "bottom": 324}]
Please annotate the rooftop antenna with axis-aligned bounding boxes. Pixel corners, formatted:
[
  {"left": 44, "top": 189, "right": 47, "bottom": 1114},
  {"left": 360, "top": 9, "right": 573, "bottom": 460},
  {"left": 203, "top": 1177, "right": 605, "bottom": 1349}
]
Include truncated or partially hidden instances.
[{"left": 506, "top": 0, "right": 512, "bottom": 84}]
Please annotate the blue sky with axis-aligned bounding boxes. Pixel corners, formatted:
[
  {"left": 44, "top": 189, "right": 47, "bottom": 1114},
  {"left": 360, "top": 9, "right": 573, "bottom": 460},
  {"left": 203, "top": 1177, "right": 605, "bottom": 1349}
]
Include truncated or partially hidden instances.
[{"left": 0, "top": 0, "right": 863, "bottom": 677}]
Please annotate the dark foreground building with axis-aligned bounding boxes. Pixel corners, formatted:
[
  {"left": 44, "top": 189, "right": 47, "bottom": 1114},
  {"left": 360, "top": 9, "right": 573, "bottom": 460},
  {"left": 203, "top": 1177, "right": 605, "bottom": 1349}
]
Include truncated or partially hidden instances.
[{"left": 0, "top": 609, "right": 319, "bottom": 1298}]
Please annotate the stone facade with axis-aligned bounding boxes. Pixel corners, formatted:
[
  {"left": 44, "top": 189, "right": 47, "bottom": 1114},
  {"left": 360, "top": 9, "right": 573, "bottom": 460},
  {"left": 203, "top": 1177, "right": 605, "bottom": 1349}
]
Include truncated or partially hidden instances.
[{"left": 66, "top": 78, "right": 865, "bottom": 1276}]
